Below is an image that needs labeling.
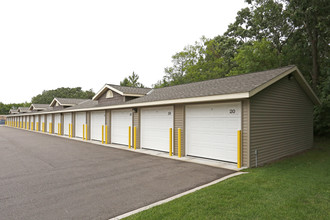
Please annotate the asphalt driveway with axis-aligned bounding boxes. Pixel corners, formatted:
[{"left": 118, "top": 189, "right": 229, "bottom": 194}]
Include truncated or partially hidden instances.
[{"left": 0, "top": 126, "right": 234, "bottom": 220}]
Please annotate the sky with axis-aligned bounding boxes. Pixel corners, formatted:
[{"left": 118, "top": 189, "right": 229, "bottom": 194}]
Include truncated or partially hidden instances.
[{"left": 0, "top": 0, "right": 248, "bottom": 104}]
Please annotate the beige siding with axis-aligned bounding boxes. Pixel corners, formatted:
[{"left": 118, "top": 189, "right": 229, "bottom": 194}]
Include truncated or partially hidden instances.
[
  {"left": 86, "top": 112, "right": 91, "bottom": 140},
  {"left": 250, "top": 76, "right": 314, "bottom": 167},
  {"left": 106, "top": 110, "right": 111, "bottom": 144},
  {"left": 133, "top": 108, "right": 140, "bottom": 149},
  {"left": 71, "top": 113, "right": 75, "bottom": 137},
  {"left": 98, "top": 89, "right": 125, "bottom": 105},
  {"left": 242, "top": 99, "right": 250, "bottom": 167},
  {"left": 174, "top": 104, "right": 185, "bottom": 156}
]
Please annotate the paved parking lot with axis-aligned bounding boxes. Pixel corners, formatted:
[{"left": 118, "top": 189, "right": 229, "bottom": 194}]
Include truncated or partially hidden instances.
[{"left": 0, "top": 126, "right": 234, "bottom": 220}]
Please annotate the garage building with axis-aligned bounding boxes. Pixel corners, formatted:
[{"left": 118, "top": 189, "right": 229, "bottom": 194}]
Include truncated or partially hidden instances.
[{"left": 6, "top": 66, "right": 320, "bottom": 168}]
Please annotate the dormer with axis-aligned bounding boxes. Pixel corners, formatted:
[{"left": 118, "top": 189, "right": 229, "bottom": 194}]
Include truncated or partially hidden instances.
[
  {"left": 17, "top": 107, "right": 31, "bottom": 113},
  {"left": 9, "top": 109, "right": 19, "bottom": 114},
  {"left": 92, "top": 84, "right": 152, "bottom": 105},
  {"left": 29, "top": 104, "right": 49, "bottom": 112},
  {"left": 49, "top": 98, "right": 90, "bottom": 110}
]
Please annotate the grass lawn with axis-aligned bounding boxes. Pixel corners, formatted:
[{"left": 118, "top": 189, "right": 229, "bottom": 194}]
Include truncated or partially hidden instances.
[{"left": 126, "top": 137, "right": 330, "bottom": 220}]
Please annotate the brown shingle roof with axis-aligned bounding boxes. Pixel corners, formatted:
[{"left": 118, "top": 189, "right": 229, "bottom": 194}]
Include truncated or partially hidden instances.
[
  {"left": 32, "top": 104, "right": 49, "bottom": 108},
  {"left": 107, "top": 84, "right": 152, "bottom": 95},
  {"left": 54, "top": 98, "right": 90, "bottom": 106},
  {"left": 126, "top": 66, "right": 295, "bottom": 104},
  {"left": 64, "top": 100, "right": 98, "bottom": 111}
]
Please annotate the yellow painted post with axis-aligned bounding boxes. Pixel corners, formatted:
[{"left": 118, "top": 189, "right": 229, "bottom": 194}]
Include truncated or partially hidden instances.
[
  {"left": 37, "top": 122, "right": 39, "bottom": 131},
  {"left": 128, "top": 126, "right": 131, "bottom": 149},
  {"left": 85, "top": 124, "right": 88, "bottom": 140},
  {"left": 105, "top": 125, "right": 108, "bottom": 144},
  {"left": 134, "top": 126, "right": 136, "bottom": 150},
  {"left": 102, "top": 125, "right": 104, "bottom": 144},
  {"left": 237, "top": 130, "right": 242, "bottom": 168},
  {"left": 169, "top": 128, "right": 172, "bottom": 156},
  {"left": 42, "top": 122, "right": 44, "bottom": 132},
  {"left": 71, "top": 123, "right": 73, "bottom": 138},
  {"left": 83, "top": 124, "right": 85, "bottom": 140},
  {"left": 178, "top": 128, "right": 181, "bottom": 158}
]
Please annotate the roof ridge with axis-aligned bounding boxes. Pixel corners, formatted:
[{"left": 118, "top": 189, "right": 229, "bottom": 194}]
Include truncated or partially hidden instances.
[
  {"left": 107, "top": 84, "right": 152, "bottom": 90},
  {"left": 151, "top": 65, "right": 296, "bottom": 90}
]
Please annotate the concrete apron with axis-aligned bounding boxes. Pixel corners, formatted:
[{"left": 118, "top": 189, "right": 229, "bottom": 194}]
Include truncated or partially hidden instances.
[{"left": 11, "top": 126, "right": 245, "bottom": 171}]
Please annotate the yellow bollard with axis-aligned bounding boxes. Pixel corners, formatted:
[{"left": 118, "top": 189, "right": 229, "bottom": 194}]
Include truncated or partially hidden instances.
[
  {"left": 105, "top": 125, "right": 108, "bottom": 144},
  {"left": 128, "top": 126, "right": 131, "bottom": 149},
  {"left": 237, "top": 130, "right": 242, "bottom": 168},
  {"left": 169, "top": 128, "right": 172, "bottom": 156},
  {"left": 102, "top": 125, "right": 104, "bottom": 144},
  {"left": 42, "top": 122, "right": 44, "bottom": 132},
  {"left": 71, "top": 123, "right": 73, "bottom": 138},
  {"left": 134, "top": 126, "right": 136, "bottom": 150},
  {"left": 85, "top": 124, "right": 88, "bottom": 140},
  {"left": 178, "top": 128, "right": 181, "bottom": 158},
  {"left": 37, "top": 122, "right": 39, "bottom": 131},
  {"left": 83, "top": 124, "right": 85, "bottom": 140}
]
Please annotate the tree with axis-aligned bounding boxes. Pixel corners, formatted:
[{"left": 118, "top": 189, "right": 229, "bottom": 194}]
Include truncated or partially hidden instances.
[
  {"left": 120, "top": 72, "right": 145, "bottom": 88},
  {"left": 229, "top": 39, "right": 282, "bottom": 75},
  {"left": 154, "top": 0, "right": 329, "bottom": 135},
  {"left": 0, "top": 102, "right": 31, "bottom": 115},
  {"left": 31, "top": 87, "right": 95, "bottom": 104},
  {"left": 286, "top": 0, "right": 329, "bottom": 89}
]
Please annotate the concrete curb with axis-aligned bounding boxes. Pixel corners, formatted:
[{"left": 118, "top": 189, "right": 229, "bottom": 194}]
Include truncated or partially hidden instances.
[{"left": 110, "top": 171, "right": 248, "bottom": 220}]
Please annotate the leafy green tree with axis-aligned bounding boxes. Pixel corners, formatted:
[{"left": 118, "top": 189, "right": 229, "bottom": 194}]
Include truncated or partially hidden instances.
[
  {"left": 229, "top": 39, "right": 282, "bottom": 75},
  {"left": 120, "top": 72, "right": 145, "bottom": 88},
  {"left": 286, "top": 0, "right": 329, "bottom": 89},
  {"left": 0, "top": 102, "right": 31, "bottom": 115},
  {"left": 225, "top": 0, "right": 294, "bottom": 54},
  {"left": 31, "top": 87, "right": 95, "bottom": 104}
]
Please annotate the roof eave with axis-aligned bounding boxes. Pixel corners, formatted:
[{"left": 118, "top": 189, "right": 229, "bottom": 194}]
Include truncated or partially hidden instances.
[{"left": 249, "top": 66, "right": 320, "bottom": 105}]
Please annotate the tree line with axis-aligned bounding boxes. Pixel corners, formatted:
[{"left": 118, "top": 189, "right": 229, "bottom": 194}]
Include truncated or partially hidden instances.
[
  {"left": 2, "top": 0, "right": 328, "bottom": 135},
  {"left": 123, "top": 0, "right": 329, "bottom": 136}
]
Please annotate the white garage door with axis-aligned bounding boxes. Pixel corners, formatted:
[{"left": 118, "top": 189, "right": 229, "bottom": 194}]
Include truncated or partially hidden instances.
[
  {"left": 63, "top": 113, "right": 72, "bottom": 136},
  {"left": 54, "top": 114, "right": 61, "bottom": 134},
  {"left": 111, "top": 109, "right": 132, "bottom": 145},
  {"left": 40, "top": 115, "right": 45, "bottom": 130},
  {"left": 75, "top": 112, "right": 86, "bottom": 138},
  {"left": 91, "top": 111, "right": 105, "bottom": 141},
  {"left": 141, "top": 106, "right": 173, "bottom": 152},
  {"left": 46, "top": 114, "right": 52, "bottom": 132},
  {"left": 186, "top": 102, "right": 241, "bottom": 163}
]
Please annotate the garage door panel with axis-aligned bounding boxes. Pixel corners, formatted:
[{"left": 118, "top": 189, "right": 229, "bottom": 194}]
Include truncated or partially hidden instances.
[
  {"left": 141, "top": 106, "right": 173, "bottom": 152},
  {"left": 54, "top": 114, "right": 61, "bottom": 134},
  {"left": 186, "top": 102, "right": 241, "bottom": 163},
  {"left": 111, "top": 110, "right": 132, "bottom": 145},
  {"left": 46, "top": 115, "right": 52, "bottom": 132},
  {"left": 91, "top": 111, "right": 105, "bottom": 141},
  {"left": 75, "top": 112, "right": 86, "bottom": 138},
  {"left": 64, "top": 113, "right": 72, "bottom": 136}
]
